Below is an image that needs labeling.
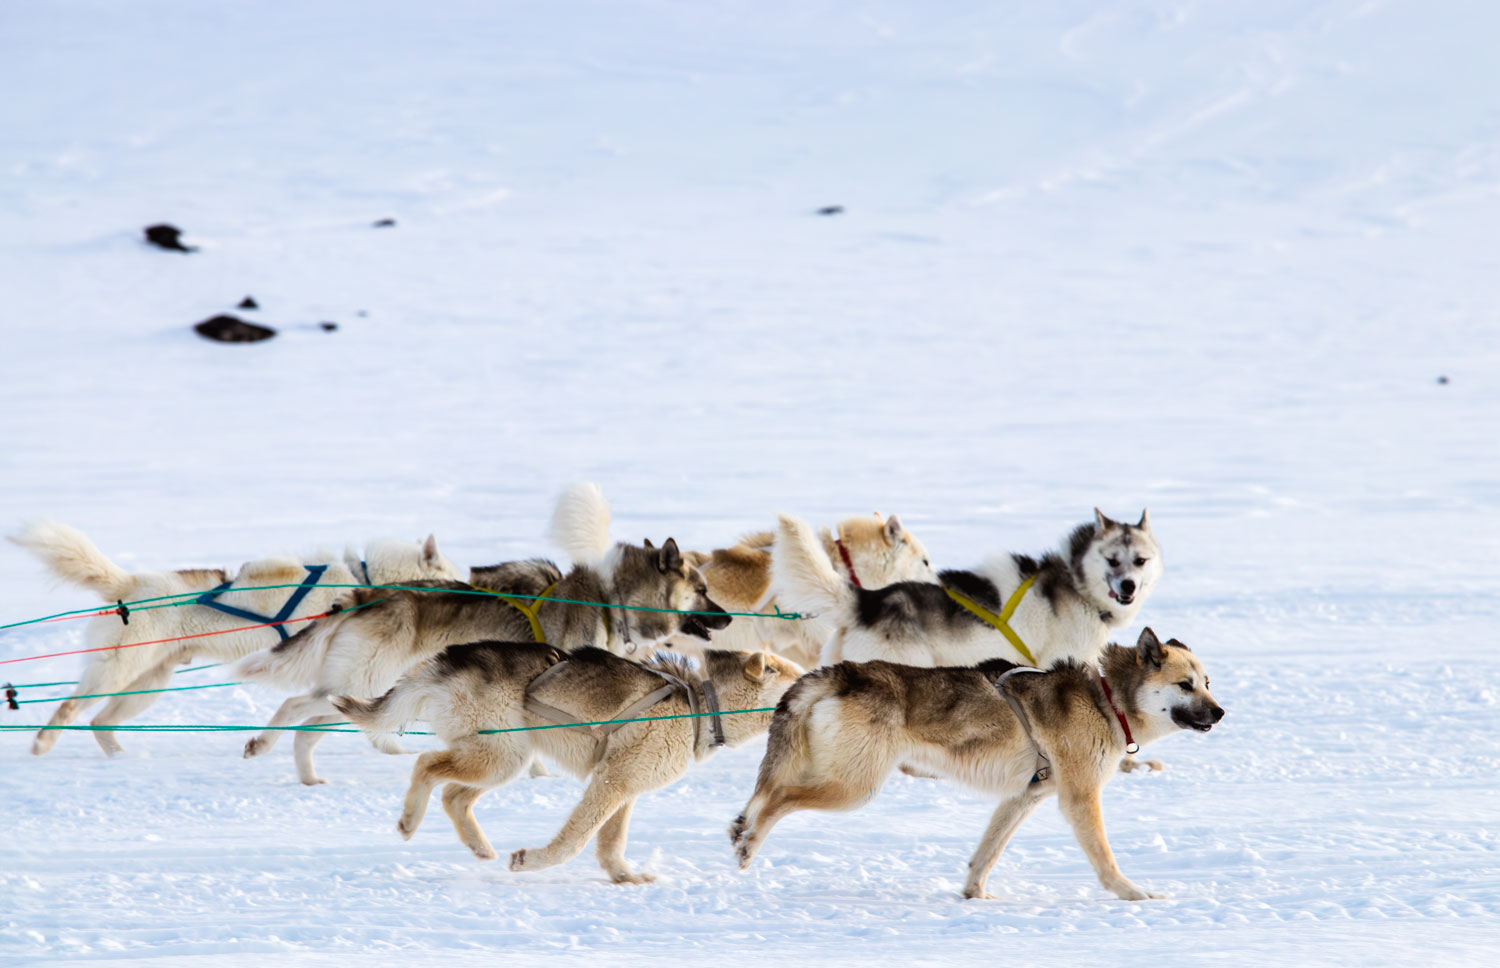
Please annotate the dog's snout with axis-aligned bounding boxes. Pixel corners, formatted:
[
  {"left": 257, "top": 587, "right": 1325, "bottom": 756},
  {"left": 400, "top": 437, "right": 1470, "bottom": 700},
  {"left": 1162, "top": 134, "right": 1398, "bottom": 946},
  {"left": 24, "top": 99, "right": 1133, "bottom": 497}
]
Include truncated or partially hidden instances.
[
  {"left": 1209, "top": 704, "right": 1225, "bottom": 723},
  {"left": 1118, "top": 578, "right": 1136, "bottom": 596}
]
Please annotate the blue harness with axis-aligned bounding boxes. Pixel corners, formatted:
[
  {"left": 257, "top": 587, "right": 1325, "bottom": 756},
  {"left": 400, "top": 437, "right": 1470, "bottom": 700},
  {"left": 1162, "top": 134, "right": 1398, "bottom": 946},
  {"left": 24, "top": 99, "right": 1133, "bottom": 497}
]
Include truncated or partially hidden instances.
[{"left": 194, "top": 564, "right": 329, "bottom": 641}]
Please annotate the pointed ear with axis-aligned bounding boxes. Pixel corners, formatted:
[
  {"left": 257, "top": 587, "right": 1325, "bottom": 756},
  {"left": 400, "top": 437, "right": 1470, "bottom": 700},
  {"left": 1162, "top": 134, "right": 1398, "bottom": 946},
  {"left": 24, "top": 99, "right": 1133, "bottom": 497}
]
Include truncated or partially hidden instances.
[
  {"left": 1095, "top": 508, "right": 1118, "bottom": 532},
  {"left": 743, "top": 651, "right": 768, "bottom": 680},
  {"left": 642, "top": 537, "right": 655, "bottom": 549},
  {"left": 657, "top": 537, "right": 682, "bottom": 572},
  {"left": 883, "top": 514, "right": 906, "bottom": 546},
  {"left": 1136, "top": 508, "right": 1151, "bottom": 533},
  {"left": 421, "top": 534, "right": 440, "bottom": 566},
  {"left": 1137, "top": 627, "right": 1165, "bottom": 668},
  {"left": 1165, "top": 637, "right": 1191, "bottom": 652}
]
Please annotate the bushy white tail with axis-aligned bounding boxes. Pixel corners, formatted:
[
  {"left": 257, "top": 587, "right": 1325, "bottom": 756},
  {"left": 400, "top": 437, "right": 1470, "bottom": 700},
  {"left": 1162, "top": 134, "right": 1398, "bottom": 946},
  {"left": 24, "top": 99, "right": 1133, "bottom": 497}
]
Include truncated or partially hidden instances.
[
  {"left": 234, "top": 614, "right": 345, "bottom": 691},
  {"left": 8, "top": 519, "right": 135, "bottom": 601},
  {"left": 770, "top": 514, "right": 855, "bottom": 623},
  {"left": 332, "top": 684, "right": 431, "bottom": 754},
  {"left": 550, "top": 482, "right": 613, "bottom": 566}
]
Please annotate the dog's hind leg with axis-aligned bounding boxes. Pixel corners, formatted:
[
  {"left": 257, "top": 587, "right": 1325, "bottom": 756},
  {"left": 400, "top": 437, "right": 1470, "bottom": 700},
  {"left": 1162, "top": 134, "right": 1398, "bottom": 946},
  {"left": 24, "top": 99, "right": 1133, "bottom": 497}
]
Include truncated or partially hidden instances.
[
  {"left": 963, "top": 787, "right": 1049, "bottom": 900},
  {"left": 403, "top": 739, "right": 526, "bottom": 852},
  {"left": 595, "top": 798, "right": 652, "bottom": 884},
  {"left": 292, "top": 712, "right": 342, "bottom": 785},
  {"left": 32, "top": 659, "right": 142, "bottom": 756},
  {"left": 1056, "top": 772, "right": 1162, "bottom": 901},
  {"left": 88, "top": 659, "right": 177, "bottom": 756},
  {"left": 508, "top": 772, "right": 634, "bottom": 877},
  {"left": 243, "top": 693, "right": 330, "bottom": 760}
]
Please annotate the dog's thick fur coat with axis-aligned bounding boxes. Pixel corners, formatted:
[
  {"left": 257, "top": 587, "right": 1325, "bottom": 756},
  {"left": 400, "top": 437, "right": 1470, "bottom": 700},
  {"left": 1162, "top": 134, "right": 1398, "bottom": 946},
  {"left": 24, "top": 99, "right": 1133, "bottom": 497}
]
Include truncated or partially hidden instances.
[
  {"left": 678, "top": 513, "right": 937, "bottom": 668},
  {"left": 8, "top": 520, "right": 460, "bottom": 756},
  {"left": 730, "top": 629, "right": 1221, "bottom": 900},
  {"left": 336, "top": 644, "right": 803, "bottom": 883},
  {"left": 774, "top": 508, "right": 1161, "bottom": 669}
]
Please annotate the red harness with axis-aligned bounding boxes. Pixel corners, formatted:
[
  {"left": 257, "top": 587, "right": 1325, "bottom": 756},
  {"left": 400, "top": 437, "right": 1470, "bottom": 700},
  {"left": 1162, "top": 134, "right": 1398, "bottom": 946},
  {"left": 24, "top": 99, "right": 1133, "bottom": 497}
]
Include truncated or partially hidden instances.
[
  {"left": 1099, "top": 676, "right": 1139, "bottom": 754},
  {"left": 834, "top": 538, "right": 863, "bottom": 589}
]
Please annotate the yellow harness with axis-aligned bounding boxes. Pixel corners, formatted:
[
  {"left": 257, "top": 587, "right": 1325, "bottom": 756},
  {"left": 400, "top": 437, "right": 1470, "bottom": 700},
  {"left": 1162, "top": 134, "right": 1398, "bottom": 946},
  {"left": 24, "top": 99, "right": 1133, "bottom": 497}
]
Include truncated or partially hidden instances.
[
  {"left": 480, "top": 581, "right": 560, "bottom": 643},
  {"left": 944, "top": 574, "right": 1038, "bottom": 665}
]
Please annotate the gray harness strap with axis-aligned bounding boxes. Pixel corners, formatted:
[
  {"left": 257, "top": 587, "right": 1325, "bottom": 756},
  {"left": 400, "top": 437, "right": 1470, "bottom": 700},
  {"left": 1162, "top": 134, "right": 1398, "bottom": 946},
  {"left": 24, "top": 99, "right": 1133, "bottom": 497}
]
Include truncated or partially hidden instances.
[
  {"left": 523, "top": 661, "right": 715, "bottom": 765},
  {"left": 995, "top": 667, "right": 1051, "bottom": 785}
]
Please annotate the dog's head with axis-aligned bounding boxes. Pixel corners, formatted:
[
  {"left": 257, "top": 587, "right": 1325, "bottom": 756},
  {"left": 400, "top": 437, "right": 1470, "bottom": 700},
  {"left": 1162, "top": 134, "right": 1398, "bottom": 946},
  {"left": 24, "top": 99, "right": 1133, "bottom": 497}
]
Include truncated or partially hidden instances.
[
  {"left": 613, "top": 537, "right": 732, "bottom": 644},
  {"left": 1070, "top": 508, "right": 1161, "bottom": 614},
  {"left": 705, "top": 649, "right": 805, "bottom": 744},
  {"left": 355, "top": 534, "right": 463, "bottom": 586},
  {"left": 836, "top": 512, "right": 939, "bottom": 586},
  {"left": 1130, "top": 627, "right": 1223, "bottom": 734}
]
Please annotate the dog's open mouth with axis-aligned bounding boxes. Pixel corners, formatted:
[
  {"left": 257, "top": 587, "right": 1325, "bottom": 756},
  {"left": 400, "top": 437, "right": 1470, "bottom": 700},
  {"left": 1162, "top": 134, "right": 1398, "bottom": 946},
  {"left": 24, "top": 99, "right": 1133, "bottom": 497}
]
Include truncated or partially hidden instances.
[
  {"left": 681, "top": 616, "right": 714, "bottom": 640},
  {"left": 1109, "top": 590, "right": 1134, "bottom": 605}
]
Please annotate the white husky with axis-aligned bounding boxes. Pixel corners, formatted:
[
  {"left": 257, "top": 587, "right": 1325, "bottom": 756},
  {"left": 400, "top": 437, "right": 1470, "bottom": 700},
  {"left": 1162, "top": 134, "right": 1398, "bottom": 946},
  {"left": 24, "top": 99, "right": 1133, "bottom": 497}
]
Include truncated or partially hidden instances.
[
  {"left": 774, "top": 508, "right": 1162, "bottom": 670},
  {"left": 8, "top": 520, "right": 460, "bottom": 756}
]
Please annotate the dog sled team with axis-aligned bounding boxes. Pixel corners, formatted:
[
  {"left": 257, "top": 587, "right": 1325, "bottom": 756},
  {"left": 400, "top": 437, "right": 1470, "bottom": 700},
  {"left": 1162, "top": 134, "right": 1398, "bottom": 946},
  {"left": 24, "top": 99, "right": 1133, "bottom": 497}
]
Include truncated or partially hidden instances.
[{"left": 9, "top": 485, "right": 1222, "bottom": 900}]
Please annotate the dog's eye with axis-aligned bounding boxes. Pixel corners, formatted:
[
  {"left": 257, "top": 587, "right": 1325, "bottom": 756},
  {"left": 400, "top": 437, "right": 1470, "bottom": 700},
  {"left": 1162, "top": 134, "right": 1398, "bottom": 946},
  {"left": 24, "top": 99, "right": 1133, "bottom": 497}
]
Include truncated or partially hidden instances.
[
  {"left": 1106, "top": 557, "right": 1120, "bottom": 568},
  {"left": 1177, "top": 680, "right": 1193, "bottom": 692},
  {"left": 1133, "top": 556, "right": 1147, "bottom": 567},
  {"left": 922, "top": 558, "right": 930, "bottom": 567}
]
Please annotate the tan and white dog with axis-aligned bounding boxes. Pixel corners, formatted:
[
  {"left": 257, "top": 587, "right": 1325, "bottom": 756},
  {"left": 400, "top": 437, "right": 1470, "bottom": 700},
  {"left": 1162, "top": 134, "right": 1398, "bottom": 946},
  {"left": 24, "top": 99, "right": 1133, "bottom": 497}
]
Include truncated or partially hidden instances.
[
  {"left": 8, "top": 520, "right": 460, "bottom": 756},
  {"left": 673, "top": 513, "right": 937, "bottom": 668},
  {"left": 773, "top": 509, "right": 1161, "bottom": 670},
  {"left": 336, "top": 643, "right": 803, "bottom": 883},
  {"left": 731, "top": 629, "right": 1223, "bottom": 900}
]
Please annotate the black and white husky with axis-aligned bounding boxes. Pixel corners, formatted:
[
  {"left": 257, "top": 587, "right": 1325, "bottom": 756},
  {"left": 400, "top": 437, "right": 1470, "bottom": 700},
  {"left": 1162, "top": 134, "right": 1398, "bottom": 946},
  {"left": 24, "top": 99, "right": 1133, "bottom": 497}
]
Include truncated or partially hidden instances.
[{"left": 773, "top": 509, "right": 1162, "bottom": 670}]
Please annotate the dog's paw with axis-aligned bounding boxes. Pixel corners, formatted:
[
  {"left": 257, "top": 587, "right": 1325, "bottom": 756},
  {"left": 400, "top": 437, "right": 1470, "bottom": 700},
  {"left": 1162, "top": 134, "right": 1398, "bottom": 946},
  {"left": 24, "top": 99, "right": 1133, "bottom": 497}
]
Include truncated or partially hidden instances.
[
  {"left": 396, "top": 818, "right": 417, "bottom": 841},
  {"left": 472, "top": 844, "right": 498, "bottom": 862},
  {"left": 243, "top": 737, "right": 265, "bottom": 759},
  {"left": 509, "top": 848, "right": 528, "bottom": 872},
  {"left": 299, "top": 776, "right": 328, "bottom": 786},
  {"left": 1110, "top": 880, "right": 1164, "bottom": 901},
  {"left": 610, "top": 870, "right": 656, "bottom": 885},
  {"left": 1120, "top": 755, "right": 1165, "bottom": 774},
  {"left": 728, "top": 815, "right": 747, "bottom": 844},
  {"left": 962, "top": 887, "right": 997, "bottom": 901}
]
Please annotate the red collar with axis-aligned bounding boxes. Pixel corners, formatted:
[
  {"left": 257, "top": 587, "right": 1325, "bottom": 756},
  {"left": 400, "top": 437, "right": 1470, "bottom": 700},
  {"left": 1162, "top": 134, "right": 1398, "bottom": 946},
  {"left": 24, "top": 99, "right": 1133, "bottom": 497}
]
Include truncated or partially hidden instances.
[
  {"left": 834, "top": 538, "right": 863, "bottom": 589},
  {"left": 1099, "top": 676, "right": 1139, "bottom": 754}
]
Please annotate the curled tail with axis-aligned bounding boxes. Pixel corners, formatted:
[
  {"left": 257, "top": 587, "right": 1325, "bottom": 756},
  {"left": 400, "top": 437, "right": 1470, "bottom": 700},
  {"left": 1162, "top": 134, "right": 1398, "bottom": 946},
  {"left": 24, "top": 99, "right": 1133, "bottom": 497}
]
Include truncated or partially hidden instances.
[
  {"left": 9, "top": 519, "right": 135, "bottom": 601},
  {"left": 234, "top": 610, "right": 347, "bottom": 691},
  {"left": 549, "top": 482, "right": 613, "bottom": 566},
  {"left": 332, "top": 684, "right": 428, "bottom": 754},
  {"left": 770, "top": 514, "right": 855, "bottom": 625}
]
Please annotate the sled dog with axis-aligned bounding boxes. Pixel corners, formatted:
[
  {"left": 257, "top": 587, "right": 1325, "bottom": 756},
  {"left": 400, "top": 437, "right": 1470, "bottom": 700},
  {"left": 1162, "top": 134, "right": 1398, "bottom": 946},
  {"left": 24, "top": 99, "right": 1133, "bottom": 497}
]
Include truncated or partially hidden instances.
[
  {"left": 335, "top": 644, "right": 802, "bottom": 883},
  {"left": 7, "top": 520, "right": 459, "bottom": 756},
  {"left": 236, "top": 485, "right": 729, "bottom": 783},
  {"left": 774, "top": 508, "right": 1160, "bottom": 669},
  {"left": 675, "top": 513, "right": 937, "bottom": 668},
  {"left": 731, "top": 629, "right": 1222, "bottom": 900}
]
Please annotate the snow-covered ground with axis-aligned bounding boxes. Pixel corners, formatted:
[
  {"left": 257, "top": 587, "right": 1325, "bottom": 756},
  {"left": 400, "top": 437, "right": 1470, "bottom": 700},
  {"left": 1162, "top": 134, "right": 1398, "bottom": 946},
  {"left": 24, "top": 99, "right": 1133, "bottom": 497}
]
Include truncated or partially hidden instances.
[{"left": 3, "top": 0, "right": 1499, "bottom": 964}]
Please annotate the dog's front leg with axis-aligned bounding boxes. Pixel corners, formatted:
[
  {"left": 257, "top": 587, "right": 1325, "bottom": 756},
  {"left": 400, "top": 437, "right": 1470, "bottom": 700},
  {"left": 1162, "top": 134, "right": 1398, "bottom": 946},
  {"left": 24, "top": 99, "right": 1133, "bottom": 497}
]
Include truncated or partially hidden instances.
[
  {"left": 292, "top": 714, "right": 341, "bottom": 784},
  {"left": 595, "top": 798, "right": 653, "bottom": 884},
  {"left": 1056, "top": 773, "right": 1162, "bottom": 901},
  {"left": 509, "top": 773, "right": 630, "bottom": 878},
  {"left": 244, "top": 693, "right": 327, "bottom": 759},
  {"left": 963, "top": 787, "right": 1048, "bottom": 900}
]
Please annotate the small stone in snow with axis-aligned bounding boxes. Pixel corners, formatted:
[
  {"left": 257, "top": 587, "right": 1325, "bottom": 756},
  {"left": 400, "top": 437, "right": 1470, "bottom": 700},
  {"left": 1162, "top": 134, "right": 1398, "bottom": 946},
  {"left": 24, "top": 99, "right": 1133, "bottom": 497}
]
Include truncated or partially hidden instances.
[
  {"left": 144, "top": 224, "right": 195, "bottom": 252},
  {"left": 373, "top": 218, "right": 397, "bottom": 228},
  {"left": 320, "top": 321, "right": 338, "bottom": 332},
  {"left": 1436, "top": 375, "right": 1449, "bottom": 385},
  {"left": 238, "top": 296, "right": 258, "bottom": 310},
  {"left": 817, "top": 206, "right": 844, "bottom": 216},
  {"left": 194, "top": 315, "right": 275, "bottom": 343}
]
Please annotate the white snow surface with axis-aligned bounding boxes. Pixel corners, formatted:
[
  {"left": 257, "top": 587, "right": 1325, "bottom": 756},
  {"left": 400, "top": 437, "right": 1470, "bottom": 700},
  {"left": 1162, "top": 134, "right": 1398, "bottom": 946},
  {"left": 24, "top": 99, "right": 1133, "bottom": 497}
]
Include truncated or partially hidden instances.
[{"left": 3, "top": 0, "right": 1499, "bottom": 964}]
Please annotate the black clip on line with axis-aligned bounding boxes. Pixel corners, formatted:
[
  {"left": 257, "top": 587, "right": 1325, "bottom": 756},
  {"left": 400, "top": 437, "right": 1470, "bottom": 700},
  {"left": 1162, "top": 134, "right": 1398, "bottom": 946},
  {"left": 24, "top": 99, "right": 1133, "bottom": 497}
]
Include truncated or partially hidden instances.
[{"left": 116, "top": 600, "right": 129, "bottom": 625}]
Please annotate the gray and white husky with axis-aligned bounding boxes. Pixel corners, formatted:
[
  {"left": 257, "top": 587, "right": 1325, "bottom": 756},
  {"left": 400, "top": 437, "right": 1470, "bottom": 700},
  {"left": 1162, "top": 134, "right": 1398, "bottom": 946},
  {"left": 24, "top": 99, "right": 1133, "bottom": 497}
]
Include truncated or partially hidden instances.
[{"left": 773, "top": 508, "right": 1161, "bottom": 670}]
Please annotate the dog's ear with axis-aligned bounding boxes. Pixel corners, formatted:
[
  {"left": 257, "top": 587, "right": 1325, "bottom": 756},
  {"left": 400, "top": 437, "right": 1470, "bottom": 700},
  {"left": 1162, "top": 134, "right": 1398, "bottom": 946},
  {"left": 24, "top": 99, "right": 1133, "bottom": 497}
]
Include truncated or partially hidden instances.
[
  {"left": 743, "top": 651, "right": 769, "bottom": 681},
  {"left": 657, "top": 537, "right": 683, "bottom": 573},
  {"left": 883, "top": 514, "right": 907, "bottom": 546},
  {"left": 1136, "top": 508, "right": 1152, "bottom": 533},
  {"left": 1136, "top": 627, "right": 1165, "bottom": 668},
  {"left": 1165, "top": 637, "right": 1191, "bottom": 652},
  {"left": 642, "top": 537, "right": 655, "bottom": 549},
  {"left": 1095, "top": 508, "right": 1118, "bottom": 533},
  {"left": 421, "top": 534, "right": 441, "bottom": 567}
]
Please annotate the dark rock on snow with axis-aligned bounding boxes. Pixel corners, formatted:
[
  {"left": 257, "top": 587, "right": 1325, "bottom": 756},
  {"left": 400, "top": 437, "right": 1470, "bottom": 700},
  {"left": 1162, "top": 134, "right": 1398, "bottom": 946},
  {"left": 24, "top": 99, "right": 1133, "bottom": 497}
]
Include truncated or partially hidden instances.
[
  {"left": 237, "top": 296, "right": 258, "bottom": 310},
  {"left": 194, "top": 315, "right": 275, "bottom": 343},
  {"left": 817, "top": 205, "right": 844, "bottom": 216},
  {"left": 319, "top": 321, "right": 338, "bottom": 332},
  {"left": 144, "top": 224, "right": 195, "bottom": 252},
  {"left": 372, "top": 218, "right": 396, "bottom": 228}
]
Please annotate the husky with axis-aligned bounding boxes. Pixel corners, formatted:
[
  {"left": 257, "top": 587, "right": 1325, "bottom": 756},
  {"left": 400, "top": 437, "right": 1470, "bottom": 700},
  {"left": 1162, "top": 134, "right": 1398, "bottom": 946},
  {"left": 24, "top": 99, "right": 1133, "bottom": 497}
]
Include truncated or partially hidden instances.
[
  {"left": 7, "top": 520, "right": 460, "bottom": 757},
  {"left": 731, "top": 628, "right": 1223, "bottom": 900},
  {"left": 774, "top": 508, "right": 1160, "bottom": 670},
  {"left": 235, "top": 485, "right": 730, "bottom": 783},
  {"left": 334, "top": 644, "right": 803, "bottom": 883},
  {"left": 673, "top": 513, "right": 938, "bottom": 668}
]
